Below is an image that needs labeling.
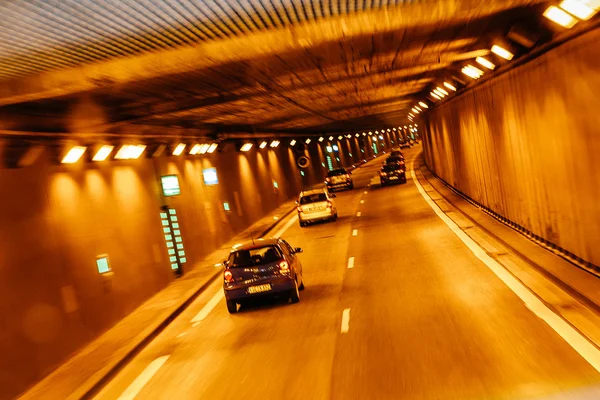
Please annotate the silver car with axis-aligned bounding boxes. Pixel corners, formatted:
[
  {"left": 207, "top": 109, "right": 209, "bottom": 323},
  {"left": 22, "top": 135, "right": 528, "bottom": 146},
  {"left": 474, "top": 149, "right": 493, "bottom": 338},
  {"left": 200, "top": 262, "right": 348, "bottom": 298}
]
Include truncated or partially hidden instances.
[{"left": 297, "top": 188, "right": 338, "bottom": 227}]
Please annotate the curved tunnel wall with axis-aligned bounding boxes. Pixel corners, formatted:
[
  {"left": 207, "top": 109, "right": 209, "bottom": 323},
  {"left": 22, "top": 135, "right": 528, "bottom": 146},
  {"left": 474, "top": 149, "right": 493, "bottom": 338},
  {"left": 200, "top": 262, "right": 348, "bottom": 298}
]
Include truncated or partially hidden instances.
[{"left": 423, "top": 27, "right": 600, "bottom": 268}]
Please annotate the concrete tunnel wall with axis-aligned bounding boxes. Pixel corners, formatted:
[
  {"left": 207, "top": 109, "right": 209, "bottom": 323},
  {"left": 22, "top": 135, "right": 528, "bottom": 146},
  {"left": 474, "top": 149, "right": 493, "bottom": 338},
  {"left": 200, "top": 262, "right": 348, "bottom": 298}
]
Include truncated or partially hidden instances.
[
  {"left": 422, "top": 27, "right": 600, "bottom": 269},
  {"left": 0, "top": 132, "right": 396, "bottom": 399}
]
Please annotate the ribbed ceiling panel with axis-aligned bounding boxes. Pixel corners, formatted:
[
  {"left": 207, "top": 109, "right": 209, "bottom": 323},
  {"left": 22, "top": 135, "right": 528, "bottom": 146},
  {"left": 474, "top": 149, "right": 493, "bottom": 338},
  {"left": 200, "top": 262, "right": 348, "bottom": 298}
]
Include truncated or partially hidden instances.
[{"left": 0, "top": 0, "right": 421, "bottom": 80}]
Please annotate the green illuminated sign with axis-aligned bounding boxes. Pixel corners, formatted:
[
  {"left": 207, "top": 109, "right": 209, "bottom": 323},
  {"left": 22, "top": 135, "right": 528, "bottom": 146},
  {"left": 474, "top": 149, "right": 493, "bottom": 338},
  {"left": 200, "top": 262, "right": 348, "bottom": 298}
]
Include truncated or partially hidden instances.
[{"left": 161, "top": 175, "right": 181, "bottom": 196}]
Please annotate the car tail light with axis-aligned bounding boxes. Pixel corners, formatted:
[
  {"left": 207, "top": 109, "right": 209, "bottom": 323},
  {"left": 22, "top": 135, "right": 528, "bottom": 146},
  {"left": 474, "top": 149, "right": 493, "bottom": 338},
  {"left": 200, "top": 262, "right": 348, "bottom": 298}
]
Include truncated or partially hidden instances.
[
  {"left": 224, "top": 270, "right": 234, "bottom": 283},
  {"left": 326, "top": 201, "right": 333, "bottom": 209},
  {"left": 279, "top": 260, "right": 290, "bottom": 274},
  {"left": 297, "top": 206, "right": 303, "bottom": 213},
  {"left": 380, "top": 172, "right": 387, "bottom": 176},
  {"left": 345, "top": 174, "right": 350, "bottom": 179},
  {"left": 325, "top": 177, "right": 331, "bottom": 183}
]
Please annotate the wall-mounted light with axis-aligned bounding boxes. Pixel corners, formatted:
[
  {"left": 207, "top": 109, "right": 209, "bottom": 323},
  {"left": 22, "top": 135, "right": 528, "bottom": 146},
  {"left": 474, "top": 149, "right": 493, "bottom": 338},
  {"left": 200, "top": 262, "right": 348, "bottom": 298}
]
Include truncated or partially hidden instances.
[
  {"left": 62, "top": 146, "right": 86, "bottom": 164},
  {"left": 436, "top": 87, "right": 449, "bottom": 96},
  {"left": 173, "top": 143, "right": 186, "bottom": 156},
  {"left": 240, "top": 143, "right": 253, "bottom": 152},
  {"left": 305, "top": 138, "right": 311, "bottom": 144},
  {"left": 379, "top": 135, "right": 384, "bottom": 140},
  {"left": 329, "top": 136, "right": 334, "bottom": 141},
  {"left": 207, "top": 143, "right": 218, "bottom": 153},
  {"left": 462, "top": 65, "right": 484, "bottom": 79},
  {"left": 476, "top": 57, "right": 496, "bottom": 70},
  {"left": 393, "top": 128, "right": 396, "bottom": 131},
  {"left": 338, "top": 136, "right": 343, "bottom": 140},
  {"left": 433, "top": 89, "right": 445, "bottom": 98},
  {"left": 290, "top": 139, "right": 297, "bottom": 146},
  {"left": 443, "top": 82, "right": 457, "bottom": 91},
  {"left": 368, "top": 131, "right": 373, "bottom": 135},
  {"left": 189, "top": 144, "right": 201, "bottom": 155},
  {"left": 259, "top": 141, "right": 268, "bottom": 149},
  {"left": 431, "top": 92, "right": 442, "bottom": 100},
  {"left": 270, "top": 140, "right": 280, "bottom": 147},
  {"left": 326, "top": 146, "right": 333, "bottom": 153},
  {"left": 362, "top": 132, "right": 367, "bottom": 136},
  {"left": 92, "top": 145, "right": 114, "bottom": 161},
  {"left": 355, "top": 133, "right": 360, "bottom": 137},
  {"left": 115, "top": 144, "right": 146, "bottom": 160},
  {"left": 319, "top": 137, "right": 325, "bottom": 142},
  {"left": 419, "top": 102, "right": 429, "bottom": 108},
  {"left": 544, "top": 5, "right": 579, "bottom": 27},
  {"left": 491, "top": 45, "right": 514, "bottom": 60}
]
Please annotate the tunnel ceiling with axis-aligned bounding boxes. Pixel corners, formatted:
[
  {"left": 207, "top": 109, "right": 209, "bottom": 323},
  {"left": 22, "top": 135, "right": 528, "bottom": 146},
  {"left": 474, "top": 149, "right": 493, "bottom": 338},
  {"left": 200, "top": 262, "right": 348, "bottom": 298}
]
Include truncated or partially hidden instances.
[{"left": 0, "top": 0, "right": 551, "bottom": 140}]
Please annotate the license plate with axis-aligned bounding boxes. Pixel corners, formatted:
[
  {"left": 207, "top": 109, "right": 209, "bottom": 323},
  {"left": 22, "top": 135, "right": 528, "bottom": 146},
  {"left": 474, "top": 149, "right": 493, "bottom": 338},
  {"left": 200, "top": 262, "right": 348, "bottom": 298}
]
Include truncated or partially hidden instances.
[
  {"left": 247, "top": 284, "right": 271, "bottom": 294},
  {"left": 389, "top": 176, "right": 398, "bottom": 180}
]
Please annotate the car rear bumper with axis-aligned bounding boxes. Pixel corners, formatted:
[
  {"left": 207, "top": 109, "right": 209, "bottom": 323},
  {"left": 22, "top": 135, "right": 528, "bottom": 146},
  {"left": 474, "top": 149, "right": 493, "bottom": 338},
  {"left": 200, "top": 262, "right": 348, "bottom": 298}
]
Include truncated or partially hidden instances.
[
  {"left": 381, "top": 174, "right": 406, "bottom": 183},
  {"left": 326, "top": 181, "right": 352, "bottom": 190},
  {"left": 224, "top": 276, "right": 296, "bottom": 301},
  {"left": 299, "top": 209, "right": 335, "bottom": 222}
]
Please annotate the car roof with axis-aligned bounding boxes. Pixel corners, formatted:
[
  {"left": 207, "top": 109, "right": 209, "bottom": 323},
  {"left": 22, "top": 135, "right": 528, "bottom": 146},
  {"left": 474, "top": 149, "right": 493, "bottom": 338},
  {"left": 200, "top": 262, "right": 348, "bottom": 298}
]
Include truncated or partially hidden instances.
[
  {"left": 299, "top": 188, "right": 328, "bottom": 197},
  {"left": 230, "top": 237, "right": 281, "bottom": 252}
]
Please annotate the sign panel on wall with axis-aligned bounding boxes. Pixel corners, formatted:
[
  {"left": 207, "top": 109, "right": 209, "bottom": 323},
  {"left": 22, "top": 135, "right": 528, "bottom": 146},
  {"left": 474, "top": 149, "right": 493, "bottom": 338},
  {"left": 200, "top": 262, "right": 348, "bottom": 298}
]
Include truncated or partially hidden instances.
[
  {"left": 161, "top": 175, "right": 181, "bottom": 196},
  {"left": 203, "top": 168, "right": 219, "bottom": 185}
]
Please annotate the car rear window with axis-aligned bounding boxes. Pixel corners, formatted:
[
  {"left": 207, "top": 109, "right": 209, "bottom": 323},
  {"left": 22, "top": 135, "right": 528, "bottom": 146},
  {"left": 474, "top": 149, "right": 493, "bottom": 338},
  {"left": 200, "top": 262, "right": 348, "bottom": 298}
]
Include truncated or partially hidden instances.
[
  {"left": 228, "top": 246, "right": 282, "bottom": 268},
  {"left": 383, "top": 164, "right": 402, "bottom": 172},
  {"left": 327, "top": 169, "right": 347, "bottom": 176},
  {"left": 300, "top": 193, "right": 328, "bottom": 205},
  {"left": 386, "top": 156, "right": 403, "bottom": 163}
]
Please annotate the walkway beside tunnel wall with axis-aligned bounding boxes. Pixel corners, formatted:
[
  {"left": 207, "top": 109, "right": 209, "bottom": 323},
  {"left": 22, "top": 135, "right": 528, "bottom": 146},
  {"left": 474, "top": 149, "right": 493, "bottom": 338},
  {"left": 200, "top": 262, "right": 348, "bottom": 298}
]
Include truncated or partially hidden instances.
[{"left": 423, "top": 27, "right": 600, "bottom": 268}]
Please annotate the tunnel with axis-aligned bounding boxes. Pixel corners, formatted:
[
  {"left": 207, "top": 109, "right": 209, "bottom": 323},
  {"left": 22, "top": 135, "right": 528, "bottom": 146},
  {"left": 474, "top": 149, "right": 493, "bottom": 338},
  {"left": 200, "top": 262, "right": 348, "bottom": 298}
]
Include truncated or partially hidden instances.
[{"left": 2, "top": 1, "right": 600, "bottom": 399}]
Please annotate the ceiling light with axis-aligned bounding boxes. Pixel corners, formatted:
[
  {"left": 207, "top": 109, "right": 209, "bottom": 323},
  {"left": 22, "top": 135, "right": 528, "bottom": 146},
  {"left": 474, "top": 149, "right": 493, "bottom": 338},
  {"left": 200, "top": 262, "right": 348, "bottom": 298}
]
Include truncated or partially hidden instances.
[
  {"left": 544, "top": 5, "right": 578, "bottom": 28},
  {"left": 241, "top": 143, "right": 253, "bottom": 152},
  {"left": 462, "top": 65, "right": 484, "bottom": 79},
  {"left": 433, "top": 89, "right": 445, "bottom": 97},
  {"left": 200, "top": 144, "right": 212, "bottom": 154},
  {"left": 476, "top": 57, "right": 496, "bottom": 70},
  {"left": 362, "top": 132, "right": 367, "bottom": 136},
  {"left": 189, "top": 144, "right": 201, "bottom": 155},
  {"left": 338, "top": 136, "right": 343, "bottom": 140},
  {"left": 62, "top": 146, "right": 86, "bottom": 164},
  {"left": 329, "top": 136, "right": 334, "bottom": 141},
  {"left": 443, "top": 82, "right": 457, "bottom": 91},
  {"left": 290, "top": 140, "right": 297, "bottom": 146},
  {"left": 419, "top": 102, "right": 429, "bottom": 108},
  {"left": 355, "top": 133, "right": 360, "bottom": 137},
  {"left": 270, "top": 140, "right": 280, "bottom": 147},
  {"left": 173, "top": 143, "right": 186, "bottom": 156},
  {"left": 319, "top": 137, "right": 324, "bottom": 142},
  {"left": 436, "top": 87, "right": 449, "bottom": 96},
  {"left": 260, "top": 141, "right": 269, "bottom": 149},
  {"left": 92, "top": 145, "right": 113, "bottom": 161},
  {"left": 305, "top": 138, "right": 311, "bottom": 144},
  {"left": 368, "top": 132, "right": 373, "bottom": 135},
  {"left": 491, "top": 45, "right": 514, "bottom": 60},
  {"left": 560, "top": 0, "right": 596, "bottom": 20},
  {"left": 431, "top": 92, "right": 442, "bottom": 100},
  {"left": 115, "top": 144, "right": 146, "bottom": 160},
  {"left": 393, "top": 128, "right": 396, "bottom": 131},
  {"left": 415, "top": 106, "right": 422, "bottom": 111},
  {"left": 208, "top": 143, "right": 218, "bottom": 153}
]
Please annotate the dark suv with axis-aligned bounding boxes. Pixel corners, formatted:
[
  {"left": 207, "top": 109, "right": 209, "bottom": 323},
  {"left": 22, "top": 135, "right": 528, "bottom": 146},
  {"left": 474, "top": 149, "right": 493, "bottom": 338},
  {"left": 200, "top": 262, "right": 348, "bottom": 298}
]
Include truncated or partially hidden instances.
[
  {"left": 379, "top": 163, "right": 407, "bottom": 185},
  {"left": 325, "top": 168, "right": 354, "bottom": 191}
]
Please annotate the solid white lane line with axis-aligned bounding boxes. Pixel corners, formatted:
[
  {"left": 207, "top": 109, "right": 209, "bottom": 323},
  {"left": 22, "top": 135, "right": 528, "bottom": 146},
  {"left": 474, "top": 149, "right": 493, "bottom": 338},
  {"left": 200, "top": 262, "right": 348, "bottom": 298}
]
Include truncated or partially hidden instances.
[
  {"left": 272, "top": 214, "right": 299, "bottom": 238},
  {"left": 191, "top": 290, "right": 224, "bottom": 323},
  {"left": 360, "top": 200, "right": 365, "bottom": 204},
  {"left": 411, "top": 166, "right": 600, "bottom": 375},
  {"left": 347, "top": 257, "right": 355, "bottom": 269},
  {"left": 356, "top": 212, "right": 362, "bottom": 217},
  {"left": 341, "top": 308, "right": 351, "bottom": 333},
  {"left": 117, "top": 355, "right": 170, "bottom": 400},
  {"left": 352, "top": 229, "right": 358, "bottom": 236}
]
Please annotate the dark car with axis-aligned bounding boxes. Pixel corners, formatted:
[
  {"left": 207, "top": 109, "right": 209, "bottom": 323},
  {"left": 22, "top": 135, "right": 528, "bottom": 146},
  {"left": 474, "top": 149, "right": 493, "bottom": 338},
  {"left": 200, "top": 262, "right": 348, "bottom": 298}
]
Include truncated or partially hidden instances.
[
  {"left": 222, "top": 238, "right": 305, "bottom": 313},
  {"left": 399, "top": 141, "right": 411, "bottom": 149},
  {"left": 390, "top": 150, "right": 404, "bottom": 158},
  {"left": 380, "top": 162, "right": 407, "bottom": 185},
  {"left": 325, "top": 168, "right": 354, "bottom": 191},
  {"left": 386, "top": 155, "right": 405, "bottom": 165}
]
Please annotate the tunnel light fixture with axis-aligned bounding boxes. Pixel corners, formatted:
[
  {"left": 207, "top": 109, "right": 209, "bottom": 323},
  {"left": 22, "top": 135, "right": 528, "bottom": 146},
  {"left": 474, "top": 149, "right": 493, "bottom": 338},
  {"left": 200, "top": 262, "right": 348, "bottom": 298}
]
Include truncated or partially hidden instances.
[
  {"left": 329, "top": 136, "right": 334, "bottom": 141},
  {"left": 444, "top": 82, "right": 457, "bottom": 91},
  {"left": 270, "top": 140, "right": 280, "bottom": 148},
  {"left": 115, "top": 144, "right": 146, "bottom": 160},
  {"left": 491, "top": 45, "right": 514, "bottom": 60},
  {"left": 393, "top": 128, "right": 396, "bottom": 131},
  {"left": 431, "top": 92, "right": 442, "bottom": 100},
  {"left": 207, "top": 143, "right": 218, "bottom": 153},
  {"left": 338, "top": 136, "right": 343, "bottom": 140},
  {"left": 418, "top": 102, "right": 429, "bottom": 109},
  {"left": 436, "top": 87, "right": 449, "bottom": 96},
  {"left": 319, "top": 137, "right": 325, "bottom": 142},
  {"left": 189, "top": 144, "right": 201, "bottom": 155},
  {"left": 305, "top": 138, "right": 311, "bottom": 144},
  {"left": 92, "top": 145, "right": 114, "bottom": 161},
  {"left": 259, "top": 141, "right": 268, "bottom": 149},
  {"left": 362, "top": 132, "right": 367, "bottom": 136},
  {"left": 544, "top": 5, "right": 579, "bottom": 27},
  {"left": 368, "top": 132, "right": 373, "bottom": 135},
  {"left": 347, "top": 134, "right": 352, "bottom": 139},
  {"left": 476, "top": 57, "right": 496, "bottom": 70},
  {"left": 62, "top": 146, "right": 86, "bottom": 164},
  {"left": 173, "top": 143, "right": 186, "bottom": 156},
  {"left": 415, "top": 106, "right": 422, "bottom": 112},
  {"left": 290, "top": 140, "right": 297, "bottom": 146},
  {"left": 379, "top": 135, "right": 384, "bottom": 140},
  {"left": 560, "top": 0, "right": 596, "bottom": 20},
  {"left": 355, "top": 133, "right": 360, "bottom": 137},
  {"left": 433, "top": 89, "right": 445, "bottom": 98},
  {"left": 240, "top": 143, "right": 253, "bottom": 152},
  {"left": 462, "top": 65, "right": 484, "bottom": 79}
]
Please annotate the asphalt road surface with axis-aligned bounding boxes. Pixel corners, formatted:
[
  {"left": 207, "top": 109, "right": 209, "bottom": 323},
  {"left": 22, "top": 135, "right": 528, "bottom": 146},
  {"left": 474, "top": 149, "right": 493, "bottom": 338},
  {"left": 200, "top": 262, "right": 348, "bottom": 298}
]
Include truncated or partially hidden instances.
[{"left": 94, "top": 146, "right": 600, "bottom": 400}]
